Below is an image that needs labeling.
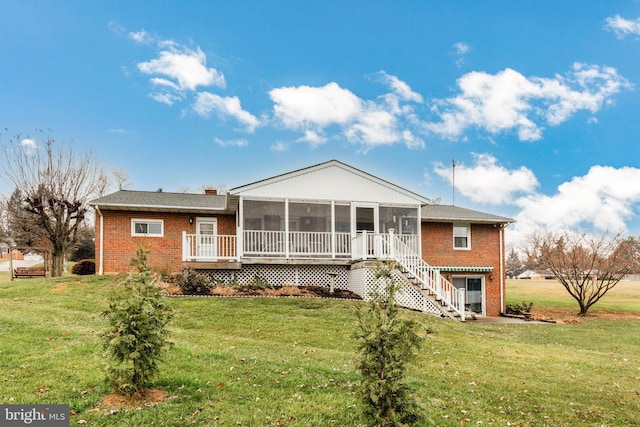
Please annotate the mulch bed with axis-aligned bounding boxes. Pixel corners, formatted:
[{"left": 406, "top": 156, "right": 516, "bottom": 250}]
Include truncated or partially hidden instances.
[{"left": 160, "top": 283, "right": 361, "bottom": 300}]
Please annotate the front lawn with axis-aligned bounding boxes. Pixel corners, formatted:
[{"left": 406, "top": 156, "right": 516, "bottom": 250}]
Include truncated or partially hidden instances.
[{"left": 0, "top": 275, "right": 638, "bottom": 425}]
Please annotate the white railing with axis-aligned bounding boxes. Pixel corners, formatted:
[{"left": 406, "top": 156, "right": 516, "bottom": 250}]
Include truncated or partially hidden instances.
[
  {"left": 243, "top": 230, "right": 351, "bottom": 258},
  {"left": 289, "top": 231, "right": 331, "bottom": 256},
  {"left": 387, "top": 230, "right": 466, "bottom": 321},
  {"left": 182, "top": 232, "right": 237, "bottom": 261},
  {"left": 243, "top": 230, "right": 286, "bottom": 256},
  {"left": 351, "top": 231, "right": 419, "bottom": 260},
  {"left": 184, "top": 230, "right": 353, "bottom": 260}
]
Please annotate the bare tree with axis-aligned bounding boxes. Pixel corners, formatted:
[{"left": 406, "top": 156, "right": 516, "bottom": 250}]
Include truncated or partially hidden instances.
[
  {"left": 111, "top": 167, "right": 131, "bottom": 191},
  {"left": 527, "top": 231, "right": 635, "bottom": 316},
  {"left": 1, "top": 135, "right": 108, "bottom": 276}
]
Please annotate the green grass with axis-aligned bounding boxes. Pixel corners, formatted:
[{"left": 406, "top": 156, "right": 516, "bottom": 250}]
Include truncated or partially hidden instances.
[
  {"left": 507, "top": 278, "right": 640, "bottom": 318},
  {"left": 1, "top": 275, "right": 639, "bottom": 425}
]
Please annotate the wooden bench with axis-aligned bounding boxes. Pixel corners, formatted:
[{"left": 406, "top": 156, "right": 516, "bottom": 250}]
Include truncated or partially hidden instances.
[{"left": 13, "top": 267, "right": 47, "bottom": 278}]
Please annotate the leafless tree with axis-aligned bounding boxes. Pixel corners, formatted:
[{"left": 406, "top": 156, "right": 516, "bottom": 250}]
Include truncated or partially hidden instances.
[
  {"left": 111, "top": 167, "right": 131, "bottom": 191},
  {"left": 1, "top": 135, "right": 109, "bottom": 276},
  {"left": 526, "top": 231, "right": 635, "bottom": 316}
]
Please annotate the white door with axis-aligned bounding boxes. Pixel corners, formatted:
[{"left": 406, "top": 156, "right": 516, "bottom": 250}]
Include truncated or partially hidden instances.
[
  {"left": 196, "top": 219, "right": 218, "bottom": 260},
  {"left": 453, "top": 277, "right": 484, "bottom": 314},
  {"left": 352, "top": 204, "right": 378, "bottom": 258}
]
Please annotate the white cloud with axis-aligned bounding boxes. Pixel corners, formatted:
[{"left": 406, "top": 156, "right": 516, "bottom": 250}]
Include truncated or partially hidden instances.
[
  {"left": 431, "top": 157, "right": 640, "bottom": 248},
  {"left": 150, "top": 77, "right": 181, "bottom": 91},
  {"left": 514, "top": 166, "right": 640, "bottom": 234},
  {"left": 427, "top": 64, "right": 631, "bottom": 141},
  {"left": 297, "top": 130, "right": 327, "bottom": 146},
  {"left": 129, "top": 30, "right": 153, "bottom": 44},
  {"left": 194, "top": 92, "right": 260, "bottom": 132},
  {"left": 214, "top": 137, "right": 248, "bottom": 147},
  {"left": 376, "top": 71, "right": 424, "bottom": 103},
  {"left": 20, "top": 138, "right": 38, "bottom": 155},
  {"left": 605, "top": 15, "right": 640, "bottom": 38},
  {"left": 343, "top": 106, "right": 398, "bottom": 146},
  {"left": 269, "top": 73, "right": 424, "bottom": 149},
  {"left": 270, "top": 82, "right": 362, "bottom": 129},
  {"left": 149, "top": 92, "right": 181, "bottom": 106},
  {"left": 108, "top": 20, "right": 125, "bottom": 35},
  {"left": 137, "top": 45, "right": 225, "bottom": 92},
  {"left": 452, "top": 42, "right": 470, "bottom": 67},
  {"left": 454, "top": 42, "right": 469, "bottom": 55},
  {"left": 401, "top": 130, "right": 425, "bottom": 149},
  {"left": 270, "top": 141, "right": 288, "bottom": 151},
  {"left": 433, "top": 153, "right": 538, "bottom": 204}
]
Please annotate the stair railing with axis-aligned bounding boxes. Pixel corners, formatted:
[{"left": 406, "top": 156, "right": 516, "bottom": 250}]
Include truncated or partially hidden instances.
[{"left": 388, "top": 229, "right": 465, "bottom": 321}]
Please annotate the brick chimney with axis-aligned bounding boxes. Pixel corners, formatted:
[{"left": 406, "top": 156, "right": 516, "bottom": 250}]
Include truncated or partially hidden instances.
[{"left": 204, "top": 188, "right": 218, "bottom": 195}]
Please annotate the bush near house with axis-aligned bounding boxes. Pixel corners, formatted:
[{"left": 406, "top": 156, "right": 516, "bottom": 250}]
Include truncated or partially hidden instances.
[
  {"left": 176, "top": 269, "right": 213, "bottom": 295},
  {"left": 71, "top": 259, "right": 96, "bottom": 275}
]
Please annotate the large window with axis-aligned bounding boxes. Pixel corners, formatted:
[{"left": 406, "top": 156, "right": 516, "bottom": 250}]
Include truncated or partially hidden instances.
[
  {"left": 243, "top": 200, "right": 285, "bottom": 231},
  {"left": 379, "top": 206, "right": 418, "bottom": 235},
  {"left": 131, "top": 219, "right": 163, "bottom": 237},
  {"left": 334, "top": 204, "right": 350, "bottom": 233},
  {"left": 289, "top": 202, "right": 331, "bottom": 232},
  {"left": 453, "top": 224, "right": 470, "bottom": 249}
]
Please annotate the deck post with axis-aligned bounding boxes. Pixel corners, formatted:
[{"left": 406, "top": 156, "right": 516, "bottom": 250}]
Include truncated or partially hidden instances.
[
  {"left": 388, "top": 228, "right": 395, "bottom": 259},
  {"left": 182, "top": 231, "right": 187, "bottom": 261},
  {"left": 362, "top": 230, "right": 368, "bottom": 259}
]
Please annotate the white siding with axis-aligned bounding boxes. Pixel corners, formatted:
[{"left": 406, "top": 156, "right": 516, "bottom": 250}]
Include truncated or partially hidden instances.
[{"left": 232, "top": 162, "right": 427, "bottom": 205}]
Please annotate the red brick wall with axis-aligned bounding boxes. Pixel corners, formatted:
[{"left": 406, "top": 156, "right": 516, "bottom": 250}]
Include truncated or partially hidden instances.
[
  {"left": 421, "top": 222, "right": 505, "bottom": 316},
  {"left": 95, "top": 210, "right": 236, "bottom": 274}
]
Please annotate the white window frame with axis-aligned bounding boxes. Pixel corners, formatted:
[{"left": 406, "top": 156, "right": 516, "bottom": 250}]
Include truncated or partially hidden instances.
[
  {"left": 131, "top": 219, "right": 164, "bottom": 237},
  {"left": 453, "top": 224, "right": 470, "bottom": 250}
]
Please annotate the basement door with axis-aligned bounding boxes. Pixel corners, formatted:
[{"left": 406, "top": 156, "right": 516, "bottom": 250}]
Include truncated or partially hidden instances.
[
  {"left": 196, "top": 218, "right": 218, "bottom": 260},
  {"left": 453, "top": 277, "right": 484, "bottom": 315}
]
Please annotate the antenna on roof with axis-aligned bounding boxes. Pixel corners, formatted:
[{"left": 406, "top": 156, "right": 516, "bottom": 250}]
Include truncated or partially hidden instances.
[{"left": 451, "top": 159, "right": 456, "bottom": 206}]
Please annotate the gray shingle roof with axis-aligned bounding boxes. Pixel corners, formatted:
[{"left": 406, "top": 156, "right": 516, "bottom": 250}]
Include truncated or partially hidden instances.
[
  {"left": 422, "top": 205, "right": 513, "bottom": 224},
  {"left": 90, "top": 190, "right": 232, "bottom": 213}
]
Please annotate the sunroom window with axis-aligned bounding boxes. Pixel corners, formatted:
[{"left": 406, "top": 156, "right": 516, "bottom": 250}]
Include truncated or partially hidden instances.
[
  {"left": 243, "top": 200, "right": 285, "bottom": 231},
  {"left": 288, "top": 202, "right": 331, "bottom": 232},
  {"left": 379, "top": 206, "right": 418, "bottom": 235}
]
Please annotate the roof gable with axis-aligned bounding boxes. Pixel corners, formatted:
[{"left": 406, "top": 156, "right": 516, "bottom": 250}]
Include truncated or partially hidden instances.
[{"left": 230, "top": 160, "right": 432, "bottom": 205}]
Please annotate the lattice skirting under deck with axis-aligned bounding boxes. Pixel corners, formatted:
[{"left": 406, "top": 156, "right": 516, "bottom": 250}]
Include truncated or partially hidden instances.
[
  {"left": 193, "top": 263, "right": 443, "bottom": 316},
  {"left": 196, "top": 264, "right": 350, "bottom": 290},
  {"left": 348, "top": 264, "right": 443, "bottom": 316}
]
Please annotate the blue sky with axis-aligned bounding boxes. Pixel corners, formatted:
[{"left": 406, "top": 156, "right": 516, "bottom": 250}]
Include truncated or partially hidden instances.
[{"left": 2, "top": 1, "right": 640, "bottom": 248}]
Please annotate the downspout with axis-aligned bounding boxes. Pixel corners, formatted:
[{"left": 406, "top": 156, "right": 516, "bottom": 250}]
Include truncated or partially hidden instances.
[
  {"left": 417, "top": 204, "right": 422, "bottom": 258},
  {"left": 237, "top": 196, "right": 243, "bottom": 260},
  {"left": 499, "top": 224, "right": 505, "bottom": 314},
  {"left": 95, "top": 205, "right": 104, "bottom": 275}
]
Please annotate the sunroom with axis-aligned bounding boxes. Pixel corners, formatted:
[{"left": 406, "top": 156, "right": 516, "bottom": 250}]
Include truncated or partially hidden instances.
[{"left": 237, "top": 198, "right": 420, "bottom": 260}]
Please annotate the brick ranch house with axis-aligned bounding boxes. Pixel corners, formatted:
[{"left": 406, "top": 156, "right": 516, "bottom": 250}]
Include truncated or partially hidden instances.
[{"left": 90, "top": 160, "right": 513, "bottom": 320}]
